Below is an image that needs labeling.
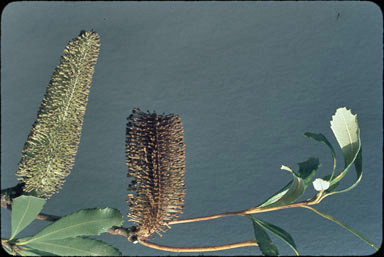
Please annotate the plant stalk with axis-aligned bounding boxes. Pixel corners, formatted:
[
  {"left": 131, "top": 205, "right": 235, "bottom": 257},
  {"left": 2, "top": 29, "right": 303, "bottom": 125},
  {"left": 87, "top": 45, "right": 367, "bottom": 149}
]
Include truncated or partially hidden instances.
[
  {"left": 138, "top": 238, "right": 258, "bottom": 252},
  {"left": 169, "top": 201, "right": 312, "bottom": 225}
]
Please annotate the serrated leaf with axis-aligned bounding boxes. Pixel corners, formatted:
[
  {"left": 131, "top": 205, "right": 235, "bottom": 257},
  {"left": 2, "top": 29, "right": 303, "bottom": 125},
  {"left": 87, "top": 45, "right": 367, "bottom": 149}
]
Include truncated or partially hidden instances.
[
  {"left": 329, "top": 107, "right": 361, "bottom": 186},
  {"left": 25, "top": 237, "right": 122, "bottom": 256},
  {"left": 304, "top": 132, "right": 337, "bottom": 180},
  {"left": 253, "top": 218, "right": 299, "bottom": 256},
  {"left": 257, "top": 158, "right": 319, "bottom": 208},
  {"left": 20, "top": 208, "right": 122, "bottom": 244},
  {"left": 247, "top": 215, "right": 279, "bottom": 256},
  {"left": 10, "top": 196, "right": 46, "bottom": 240}
]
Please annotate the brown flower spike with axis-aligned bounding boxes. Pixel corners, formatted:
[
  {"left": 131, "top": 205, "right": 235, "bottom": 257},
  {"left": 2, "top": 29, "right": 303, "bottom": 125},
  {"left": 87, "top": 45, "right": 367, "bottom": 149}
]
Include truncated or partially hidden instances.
[{"left": 126, "top": 108, "right": 186, "bottom": 239}]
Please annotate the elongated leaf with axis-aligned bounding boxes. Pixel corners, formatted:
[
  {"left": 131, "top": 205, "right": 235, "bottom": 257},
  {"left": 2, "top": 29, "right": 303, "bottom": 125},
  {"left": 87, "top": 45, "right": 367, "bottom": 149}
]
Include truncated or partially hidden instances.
[
  {"left": 16, "top": 31, "right": 101, "bottom": 199},
  {"left": 257, "top": 181, "right": 292, "bottom": 208},
  {"left": 320, "top": 175, "right": 339, "bottom": 193},
  {"left": 304, "top": 132, "right": 337, "bottom": 180},
  {"left": 247, "top": 215, "right": 279, "bottom": 256},
  {"left": 20, "top": 208, "right": 122, "bottom": 244},
  {"left": 258, "top": 169, "right": 302, "bottom": 209},
  {"left": 25, "top": 237, "right": 122, "bottom": 256},
  {"left": 10, "top": 196, "right": 46, "bottom": 240},
  {"left": 20, "top": 247, "right": 57, "bottom": 256},
  {"left": 254, "top": 218, "right": 299, "bottom": 256},
  {"left": 326, "top": 148, "right": 363, "bottom": 196},
  {"left": 257, "top": 158, "right": 319, "bottom": 208},
  {"left": 329, "top": 107, "right": 361, "bottom": 186},
  {"left": 303, "top": 205, "right": 379, "bottom": 250}
]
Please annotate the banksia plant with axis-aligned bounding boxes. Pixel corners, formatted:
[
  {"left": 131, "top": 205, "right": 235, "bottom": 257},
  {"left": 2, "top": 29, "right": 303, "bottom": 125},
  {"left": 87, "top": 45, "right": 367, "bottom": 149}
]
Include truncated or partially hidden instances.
[
  {"left": 126, "top": 108, "right": 186, "bottom": 240},
  {"left": 16, "top": 31, "right": 100, "bottom": 199}
]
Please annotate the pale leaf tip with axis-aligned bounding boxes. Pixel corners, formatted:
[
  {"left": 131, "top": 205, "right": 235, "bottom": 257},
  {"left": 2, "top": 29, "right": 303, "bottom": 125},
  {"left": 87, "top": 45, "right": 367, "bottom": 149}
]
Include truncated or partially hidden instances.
[
  {"left": 281, "top": 165, "right": 294, "bottom": 173},
  {"left": 312, "top": 178, "right": 330, "bottom": 191}
]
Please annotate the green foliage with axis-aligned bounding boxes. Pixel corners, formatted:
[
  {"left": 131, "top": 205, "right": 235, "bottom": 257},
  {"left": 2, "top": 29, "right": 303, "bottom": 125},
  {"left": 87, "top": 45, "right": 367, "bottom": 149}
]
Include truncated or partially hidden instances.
[
  {"left": 305, "top": 107, "right": 362, "bottom": 196},
  {"left": 326, "top": 148, "right": 362, "bottom": 196},
  {"left": 19, "top": 246, "right": 57, "bottom": 256},
  {"left": 303, "top": 206, "right": 379, "bottom": 251},
  {"left": 247, "top": 215, "right": 279, "bottom": 256},
  {"left": 251, "top": 217, "right": 299, "bottom": 256},
  {"left": 23, "top": 237, "right": 122, "bottom": 256},
  {"left": 304, "top": 132, "right": 337, "bottom": 180},
  {"left": 10, "top": 196, "right": 46, "bottom": 240},
  {"left": 9, "top": 207, "right": 123, "bottom": 256},
  {"left": 330, "top": 107, "right": 360, "bottom": 169},
  {"left": 16, "top": 31, "right": 101, "bottom": 199},
  {"left": 257, "top": 158, "right": 319, "bottom": 208},
  {"left": 327, "top": 107, "right": 362, "bottom": 193},
  {"left": 18, "top": 208, "right": 123, "bottom": 244},
  {"left": 251, "top": 107, "right": 369, "bottom": 256}
]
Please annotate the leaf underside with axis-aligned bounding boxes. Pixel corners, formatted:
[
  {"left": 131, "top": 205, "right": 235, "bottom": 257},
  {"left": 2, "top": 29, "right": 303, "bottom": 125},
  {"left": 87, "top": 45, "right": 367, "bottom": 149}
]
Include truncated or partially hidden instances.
[
  {"left": 10, "top": 195, "right": 46, "bottom": 240},
  {"left": 329, "top": 107, "right": 362, "bottom": 190}
]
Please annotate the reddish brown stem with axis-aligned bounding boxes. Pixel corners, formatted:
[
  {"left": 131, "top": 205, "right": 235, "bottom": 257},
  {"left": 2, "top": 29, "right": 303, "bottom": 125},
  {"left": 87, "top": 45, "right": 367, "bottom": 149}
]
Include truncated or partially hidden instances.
[{"left": 138, "top": 238, "right": 258, "bottom": 252}]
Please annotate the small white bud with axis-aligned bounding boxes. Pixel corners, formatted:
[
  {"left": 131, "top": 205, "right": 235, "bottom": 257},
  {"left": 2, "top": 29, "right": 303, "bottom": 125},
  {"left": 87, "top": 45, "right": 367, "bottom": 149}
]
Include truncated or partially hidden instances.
[{"left": 312, "top": 178, "right": 330, "bottom": 191}]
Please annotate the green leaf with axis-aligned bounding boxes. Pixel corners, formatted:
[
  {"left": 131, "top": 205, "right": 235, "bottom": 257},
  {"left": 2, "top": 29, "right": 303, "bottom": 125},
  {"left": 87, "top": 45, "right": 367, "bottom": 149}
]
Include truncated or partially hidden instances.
[
  {"left": 19, "top": 208, "right": 122, "bottom": 244},
  {"left": 257, "top": 158, "right": 319, "bottom": 208},
  {"left": 304, "top": 132, "right": 337, "bottom": 180},
  {"left": 254, "top": 218, "right": 299, "bottom": 256},
  {"left": 320, "top": 175, "right": 339, "bottom": 193},
  {"left": 326, "top": 148, "right": 363, "bottom": 196},
  {"left": 258, "top": 169, "right": 302, "bottom": 209},
  {"left": 257, "top": 181, "right": 292, "bottom": 208},
  {"left": 303, "top": 205, "right": 379, "bottom": 251},
  {"left": 247, "top": 215, "right": 279, "bottom": 256},
  {"left": 19, "top": 247, "right": 57, "bottom": 256},
  {"left": 329, "top": 107, "right": 361, "bottom": 186},
  {"left": 24, "top": 237, "right": 122, "bottom": 256},
  {"left": 10, "top": 196, "right": 46, "bottom": 240},
  {"left": 297, "top": 158, "right": 319, "bottom": 187}
]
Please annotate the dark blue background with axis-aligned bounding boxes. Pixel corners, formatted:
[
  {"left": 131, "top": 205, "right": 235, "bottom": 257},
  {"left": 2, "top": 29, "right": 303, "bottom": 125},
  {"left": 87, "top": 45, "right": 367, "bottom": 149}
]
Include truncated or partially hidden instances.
[{"left": 1, "top": 2, "right": 382, "bottom": 255}]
